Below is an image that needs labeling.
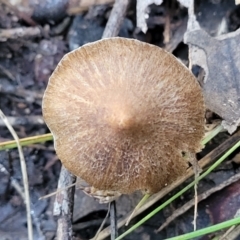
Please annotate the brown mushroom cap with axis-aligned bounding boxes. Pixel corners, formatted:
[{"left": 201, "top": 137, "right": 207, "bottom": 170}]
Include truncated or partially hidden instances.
[{"left": 42, "top": 37, "right": 205, "bottom": 194}]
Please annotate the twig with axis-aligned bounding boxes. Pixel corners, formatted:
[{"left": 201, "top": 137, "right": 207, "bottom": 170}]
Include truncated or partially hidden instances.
[
  {"left": 0, "top": 27, "right": 41, "bottom": 41},
  {"left": 189, "top": 153, "right": 202, "bottom": 231},
  {"left": 163, "top": 0, "right": 171, "bottom": 44},
  {"left": 53, "top": 166, "right": 76, "bottom": 240},
  {"left": 193, "top": 179, "right": 198, "bottom": 231},
  {"left": 157, "top": 171, "right": 240, "bottom": 232},
  {"left": 110, "top": 201, "right": 118, "bottom": 239},
  {"left": 102, "top": 0, "right": 129, "bottom": 38},
  {"left": 0, "top": 109, "right": 33, "bottom": 240},
  {"left": 96, "top": 130, "right": 240, "bottom": 239}
]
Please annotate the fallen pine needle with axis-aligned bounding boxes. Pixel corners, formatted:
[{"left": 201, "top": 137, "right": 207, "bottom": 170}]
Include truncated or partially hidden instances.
[{"left": 0, "top": 109, "right": 33, "bottom": 240}]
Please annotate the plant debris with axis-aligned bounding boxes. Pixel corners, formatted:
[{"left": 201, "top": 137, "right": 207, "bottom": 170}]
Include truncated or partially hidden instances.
[
  {"left": 185, "top": 2, "right": 240, "bottom": 134},
  {"left": 1, "top": 0, "right": 240, "bottom": 239}
]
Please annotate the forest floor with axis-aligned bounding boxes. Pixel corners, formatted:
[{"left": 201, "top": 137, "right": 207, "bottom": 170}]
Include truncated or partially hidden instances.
[{"left": 0, "top": 0, "right": 240, "bottom": 239}]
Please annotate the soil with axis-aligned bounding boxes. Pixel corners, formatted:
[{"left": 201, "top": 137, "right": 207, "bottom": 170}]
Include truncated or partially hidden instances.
[{"left": 0, "top": 0, "right": 240, "bottom": 240}]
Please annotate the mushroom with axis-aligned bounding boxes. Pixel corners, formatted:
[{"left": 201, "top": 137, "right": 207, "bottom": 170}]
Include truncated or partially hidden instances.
[{"left": 42, "top": 37, "right": 205, "bottom": 195}]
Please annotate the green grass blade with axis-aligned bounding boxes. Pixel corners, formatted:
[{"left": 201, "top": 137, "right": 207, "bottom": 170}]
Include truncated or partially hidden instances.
[
  {"left": 167, "top": 217, "right": 240, "bottom": 240},
  {"left": 201, "top": 124, "right": 223, "bottom": 145},
  {"left": 0, "top": 133, "right": 53, "bottom": 151},
  {"left": 116, "top": 139, "right": 240, "bottom": 240}
]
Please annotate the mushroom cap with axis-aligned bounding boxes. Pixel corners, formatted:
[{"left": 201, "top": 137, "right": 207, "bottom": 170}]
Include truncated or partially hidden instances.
[{"left": 42, "top": 37, "right": 205, "bottom": 194}]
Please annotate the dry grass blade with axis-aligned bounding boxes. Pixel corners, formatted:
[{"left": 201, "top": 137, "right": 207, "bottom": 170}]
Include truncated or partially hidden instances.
[
  {"left": 39, "top": 183, "right": 76, "bottom": 200},
  {"left": 102, "top": 0, "right": 129, "bottom": 38},
  {"left": 0, "top": 109, "right": 33, "bottom": 240},
  {"left": 219, "top": 224, "right": 240, "bottom": 239},
  {"left": 93, "top": 204, "right": 111, "bottom": 240}
]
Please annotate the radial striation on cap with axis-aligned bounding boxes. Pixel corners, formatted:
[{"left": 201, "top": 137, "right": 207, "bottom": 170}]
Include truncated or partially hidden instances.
[{"left": 42, "top": 37, "right": 205, "bottom": 194}]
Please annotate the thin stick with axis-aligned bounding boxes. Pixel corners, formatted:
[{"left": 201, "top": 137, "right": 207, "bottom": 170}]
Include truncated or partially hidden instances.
[
  {"left": 102, "top": 0, "right": 130, "bottom": 38},
  {"left": 110, "top": 201, "right": 118, "bottom": 240},
  {"left": 53, "top": 166, "right": 76, "bottom": 240},
  {"left": 190, "top": 154, "right": 201, "bottom": 232},
  {"left": 0, "top": 109, "right": 33, "bottom": 240},
  {"left": 193, "top": 180, "right": 198, "bottom": 231}
]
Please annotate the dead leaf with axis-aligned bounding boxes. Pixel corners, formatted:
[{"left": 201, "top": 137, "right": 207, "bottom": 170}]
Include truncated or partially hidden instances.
[
  {"left": 184, "top": 15, "right": 240, "bottom": 134},
  {"left": 136, "top": 0, "right": 163, "bottom": 33}
]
